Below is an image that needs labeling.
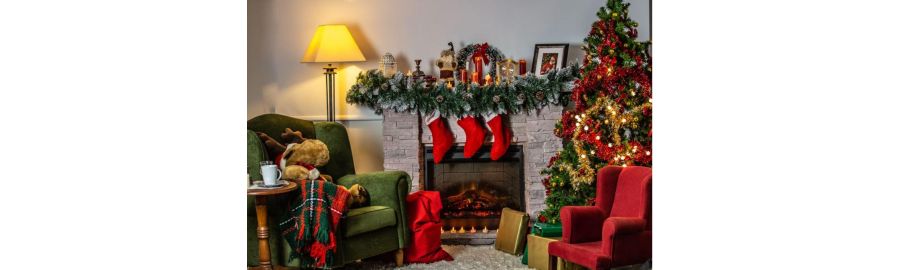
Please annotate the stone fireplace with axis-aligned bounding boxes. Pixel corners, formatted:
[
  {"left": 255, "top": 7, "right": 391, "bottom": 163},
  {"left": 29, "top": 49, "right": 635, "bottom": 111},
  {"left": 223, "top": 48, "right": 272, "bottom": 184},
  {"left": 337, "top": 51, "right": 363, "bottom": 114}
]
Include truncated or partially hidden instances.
[
  {"left": 381, "top": 105, "right": 564, "bottom": 230},
  {"left": 424, "top": 145, "right": 524, "bottom": 231}
]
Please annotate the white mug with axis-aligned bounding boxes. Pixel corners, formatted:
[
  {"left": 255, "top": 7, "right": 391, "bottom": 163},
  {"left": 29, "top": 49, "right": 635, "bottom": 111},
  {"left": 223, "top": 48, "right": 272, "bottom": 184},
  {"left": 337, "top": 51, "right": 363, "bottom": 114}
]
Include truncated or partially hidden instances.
[{"left": 260, "top": 164, "right": 282, "bottom": 186}]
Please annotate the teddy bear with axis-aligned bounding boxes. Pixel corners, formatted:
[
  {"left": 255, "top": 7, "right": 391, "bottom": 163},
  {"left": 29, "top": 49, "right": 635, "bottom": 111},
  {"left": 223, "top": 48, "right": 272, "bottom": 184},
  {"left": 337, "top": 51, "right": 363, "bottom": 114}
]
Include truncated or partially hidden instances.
[
  {"left": 258, "top": 128, "right": 370, "bottom": 208},
  {"left": 279, "top": 139, "right": 331, "bottom": 182}
]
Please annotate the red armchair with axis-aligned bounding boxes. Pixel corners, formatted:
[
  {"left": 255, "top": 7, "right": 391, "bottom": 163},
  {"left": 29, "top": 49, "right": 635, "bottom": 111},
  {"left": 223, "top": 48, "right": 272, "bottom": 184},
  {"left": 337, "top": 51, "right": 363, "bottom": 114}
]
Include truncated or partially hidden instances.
[{"left": 548, "top": 166, "right": 651, "bottom": 270}]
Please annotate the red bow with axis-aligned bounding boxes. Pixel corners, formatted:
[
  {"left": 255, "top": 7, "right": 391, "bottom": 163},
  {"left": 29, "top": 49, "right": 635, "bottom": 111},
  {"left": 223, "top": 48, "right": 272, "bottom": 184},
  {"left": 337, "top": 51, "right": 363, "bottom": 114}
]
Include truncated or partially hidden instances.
[{"left": 472, "top": 43, "right": 490, "bottom": 65}]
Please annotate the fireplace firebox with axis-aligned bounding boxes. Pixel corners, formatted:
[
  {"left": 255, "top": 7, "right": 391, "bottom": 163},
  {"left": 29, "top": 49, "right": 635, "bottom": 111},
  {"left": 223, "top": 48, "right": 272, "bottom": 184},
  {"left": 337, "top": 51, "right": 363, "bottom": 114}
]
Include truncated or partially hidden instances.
[{"left": 424, "top": 145, "right": 524, "bottom": 231}]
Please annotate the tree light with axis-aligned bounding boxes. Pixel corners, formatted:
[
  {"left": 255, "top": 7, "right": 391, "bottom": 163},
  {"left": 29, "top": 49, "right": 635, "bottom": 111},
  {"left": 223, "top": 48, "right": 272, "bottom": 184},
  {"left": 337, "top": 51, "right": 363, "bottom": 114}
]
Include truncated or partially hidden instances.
[
  {"left": 581, "top": 154, "right": 586, "bottom": 159},
  {"left": 608, "top": 143, "right": 612, "bottom": 147},
  {"left": 583, "top": 126, "right": 588, "bottom": 131},
  {"left": 646, "top": 151, "right": 651, "bottom": 156},
  {"left": 590, "top": 150, "right": 596, "bottom": 155},
  {"left": 595, "top": 135, "right": 601, "bottom": 140}
]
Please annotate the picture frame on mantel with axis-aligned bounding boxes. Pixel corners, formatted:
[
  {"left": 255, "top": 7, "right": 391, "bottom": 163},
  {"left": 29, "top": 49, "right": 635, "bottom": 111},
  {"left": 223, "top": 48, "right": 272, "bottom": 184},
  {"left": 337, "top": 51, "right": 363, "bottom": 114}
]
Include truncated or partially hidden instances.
[{"left": 532, "top": 44, "right": 568, "bottom": 76}]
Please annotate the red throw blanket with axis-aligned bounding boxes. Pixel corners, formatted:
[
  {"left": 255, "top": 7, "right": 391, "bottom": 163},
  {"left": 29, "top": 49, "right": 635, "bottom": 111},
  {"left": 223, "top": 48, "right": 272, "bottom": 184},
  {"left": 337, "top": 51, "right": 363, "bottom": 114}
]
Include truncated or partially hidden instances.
[{"left": 279, "top": 180, "right": 349, "bottom": 268}]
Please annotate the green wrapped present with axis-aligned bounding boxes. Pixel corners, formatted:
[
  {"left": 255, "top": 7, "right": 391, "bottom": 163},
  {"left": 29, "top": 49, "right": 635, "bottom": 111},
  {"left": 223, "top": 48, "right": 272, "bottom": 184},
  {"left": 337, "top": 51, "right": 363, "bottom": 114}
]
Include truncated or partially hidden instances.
[
  {"left": 522, "top": 245, "right": 529, "bottom": 264},
  {"left": 533, "top": 222, "right": 563, "bottom": 237}
]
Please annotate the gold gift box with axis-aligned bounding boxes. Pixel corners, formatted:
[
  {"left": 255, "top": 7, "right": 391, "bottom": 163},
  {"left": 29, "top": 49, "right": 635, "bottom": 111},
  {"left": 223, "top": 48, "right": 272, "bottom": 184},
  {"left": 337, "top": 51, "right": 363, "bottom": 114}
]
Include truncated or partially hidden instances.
[
  {"left": 527, "top": 234, "right": 587, "bottom": 270},
  {"left": 494, "top": 208, "right": 528, "bottom": 255}
]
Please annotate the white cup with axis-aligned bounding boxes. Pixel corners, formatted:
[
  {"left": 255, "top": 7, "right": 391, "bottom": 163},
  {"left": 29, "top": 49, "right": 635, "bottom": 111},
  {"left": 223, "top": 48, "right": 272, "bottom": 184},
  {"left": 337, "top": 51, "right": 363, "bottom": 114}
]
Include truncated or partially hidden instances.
[{"left": 260, "top": 164, "right": 282, "bottom": 186}]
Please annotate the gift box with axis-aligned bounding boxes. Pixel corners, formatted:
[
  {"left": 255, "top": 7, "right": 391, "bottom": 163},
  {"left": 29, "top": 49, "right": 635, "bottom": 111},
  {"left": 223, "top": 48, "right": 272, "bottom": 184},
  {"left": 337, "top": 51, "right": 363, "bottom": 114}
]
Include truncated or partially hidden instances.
[
  {"left": 533, "top": 222, "right": 563, "bottom": 237},
  {"left": 527, "top": 234, "right": 586, "bottom": 270},
  {"left": 494, "top": 207, "right": 528, "bottom": 255}
]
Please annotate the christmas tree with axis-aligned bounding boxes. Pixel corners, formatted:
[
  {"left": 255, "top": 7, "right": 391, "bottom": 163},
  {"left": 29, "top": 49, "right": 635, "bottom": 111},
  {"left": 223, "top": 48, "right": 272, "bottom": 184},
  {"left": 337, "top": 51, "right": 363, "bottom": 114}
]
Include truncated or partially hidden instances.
[{"left": 538, "top": 0, "right": 652, "bottom": 224}]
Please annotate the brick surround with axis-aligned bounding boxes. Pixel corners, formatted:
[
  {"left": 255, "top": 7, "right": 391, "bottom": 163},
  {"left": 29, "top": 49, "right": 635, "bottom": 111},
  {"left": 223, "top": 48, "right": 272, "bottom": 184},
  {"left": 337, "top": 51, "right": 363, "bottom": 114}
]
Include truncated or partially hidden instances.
[{"left": 382, "top": 105, "right": 563, "bottom": 218}]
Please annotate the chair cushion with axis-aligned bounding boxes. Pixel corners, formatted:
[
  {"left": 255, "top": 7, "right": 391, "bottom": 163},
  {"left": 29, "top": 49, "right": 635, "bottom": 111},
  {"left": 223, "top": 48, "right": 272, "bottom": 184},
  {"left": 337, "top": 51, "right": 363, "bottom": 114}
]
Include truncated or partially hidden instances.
[
  {"left": 548, "top": 240, "right": 610, "bottom": 270},
  {"left": 344, "top": 206, "right": 397, "bottom": 237}
]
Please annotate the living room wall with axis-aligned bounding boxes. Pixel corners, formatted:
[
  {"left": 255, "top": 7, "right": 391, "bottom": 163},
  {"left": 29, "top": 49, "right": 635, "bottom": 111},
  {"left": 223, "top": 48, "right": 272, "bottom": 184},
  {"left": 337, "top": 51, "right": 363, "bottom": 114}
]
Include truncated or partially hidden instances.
[{"left": 248, "top": 0, "right": 651, "bottom": 173}]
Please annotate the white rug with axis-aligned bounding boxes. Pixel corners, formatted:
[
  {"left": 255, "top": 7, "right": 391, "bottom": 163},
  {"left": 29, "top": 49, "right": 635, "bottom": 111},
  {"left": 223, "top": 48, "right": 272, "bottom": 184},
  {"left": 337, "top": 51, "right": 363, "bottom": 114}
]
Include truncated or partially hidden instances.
[{"left": 350, "top": 245, "right": 531, "bottom": 270}]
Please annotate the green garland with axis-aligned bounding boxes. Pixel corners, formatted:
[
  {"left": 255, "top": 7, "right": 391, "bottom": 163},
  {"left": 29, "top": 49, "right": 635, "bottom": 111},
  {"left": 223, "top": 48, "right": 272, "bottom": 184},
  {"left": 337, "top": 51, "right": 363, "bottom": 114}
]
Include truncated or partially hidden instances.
[{"left": 346, "top": 66, "right": 579, "bottom": 117}]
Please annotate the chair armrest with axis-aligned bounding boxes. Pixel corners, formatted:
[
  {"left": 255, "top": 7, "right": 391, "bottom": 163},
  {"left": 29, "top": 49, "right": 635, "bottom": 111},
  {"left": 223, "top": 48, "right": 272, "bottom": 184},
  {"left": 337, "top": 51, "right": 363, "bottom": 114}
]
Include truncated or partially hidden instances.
[
  {"left": 560, "top": 206, "right": 607, "bottom": 244},
  {"left": 601, "top": 217, "right": 651, "bottom": 264},
  {"left": 337, "top": 171, "right": 411, "bottom": 248},
  {"left": 602, "top": 217, "right": 647, "bottom": 239}
]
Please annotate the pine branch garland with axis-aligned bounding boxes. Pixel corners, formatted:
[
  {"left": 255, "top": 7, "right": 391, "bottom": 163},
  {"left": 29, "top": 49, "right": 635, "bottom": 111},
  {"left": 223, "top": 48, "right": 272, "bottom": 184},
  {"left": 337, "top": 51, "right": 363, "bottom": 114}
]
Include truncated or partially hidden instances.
[{"left": 346, "top": 66, "right": 578, "bottom": 117}]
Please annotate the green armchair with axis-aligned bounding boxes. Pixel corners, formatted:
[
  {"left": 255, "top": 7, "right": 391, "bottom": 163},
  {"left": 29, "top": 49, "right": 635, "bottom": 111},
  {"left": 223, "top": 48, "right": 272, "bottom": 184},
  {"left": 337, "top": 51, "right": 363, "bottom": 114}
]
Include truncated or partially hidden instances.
[{"left": 247, "top": 114, "right": 410, "bottom": 268}]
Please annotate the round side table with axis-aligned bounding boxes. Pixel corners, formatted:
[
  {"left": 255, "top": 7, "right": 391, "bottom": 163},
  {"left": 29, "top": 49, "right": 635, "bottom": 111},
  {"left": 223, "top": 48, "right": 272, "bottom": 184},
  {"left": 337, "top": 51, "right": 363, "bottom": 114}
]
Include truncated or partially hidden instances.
[{"left": 248, "top": 181, "right": 297, "bottom": 270}]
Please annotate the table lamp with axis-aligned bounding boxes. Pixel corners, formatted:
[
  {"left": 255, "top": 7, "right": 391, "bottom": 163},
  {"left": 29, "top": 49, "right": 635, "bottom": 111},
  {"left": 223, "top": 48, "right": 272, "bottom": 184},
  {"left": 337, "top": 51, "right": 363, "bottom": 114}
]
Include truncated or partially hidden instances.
[{"left": 301, "top": 24, "right": 366, "bottom": 122}]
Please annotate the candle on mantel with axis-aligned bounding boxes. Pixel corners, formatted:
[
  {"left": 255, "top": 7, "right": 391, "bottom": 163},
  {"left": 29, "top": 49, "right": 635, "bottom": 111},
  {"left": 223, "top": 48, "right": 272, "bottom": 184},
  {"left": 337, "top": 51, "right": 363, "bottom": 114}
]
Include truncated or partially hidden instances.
[
  {"left": 441, "top": 227, "right": 445, "bottom": 234},
  {"left": 472, "top": 71, "right": 480, "bottom": 86},
  {"left": 519, "top": 59, "right": 527, "bottom": 75},
  {"left": 469, "top": 226, "right": 476, "bottom": 233},
  {"left": 474, "top": 56, "right": 484, "bottom": 84},
  {"left": 496, "top": 62, "right": 501, "bottom": 83},
  {"left": 482, "top": 226, "right": 488, "bottom": 233},
  {"left": 459, "top": 68, "right": 468, "bottom": 84},
  {"left": 485, "top": 74, "right": 493, "bottom": 85}
]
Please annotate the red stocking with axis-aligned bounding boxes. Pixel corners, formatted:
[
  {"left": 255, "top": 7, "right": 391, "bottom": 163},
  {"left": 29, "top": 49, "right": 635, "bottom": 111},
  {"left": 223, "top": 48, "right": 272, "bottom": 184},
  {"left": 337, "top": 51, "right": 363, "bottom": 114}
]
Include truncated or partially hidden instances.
[
  {"left": 425, "top": 111, "right": 454, "bottom": 164},
  {"left": 485, "top": 113, "right": 511, "bottom": 160},
  {"left": 456, "top": 115, "right": 486, "bottom": 158}
]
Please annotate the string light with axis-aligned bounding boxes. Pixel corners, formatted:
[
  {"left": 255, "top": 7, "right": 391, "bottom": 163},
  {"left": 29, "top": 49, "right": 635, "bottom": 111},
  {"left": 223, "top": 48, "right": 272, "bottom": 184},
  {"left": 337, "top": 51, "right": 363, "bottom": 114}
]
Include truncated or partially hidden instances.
[
  {"left": 583, "top": 126, "right": 588, "bottom": 131},
  {"left": 595, "top": 135, "right": 601, "bottom": 140}
]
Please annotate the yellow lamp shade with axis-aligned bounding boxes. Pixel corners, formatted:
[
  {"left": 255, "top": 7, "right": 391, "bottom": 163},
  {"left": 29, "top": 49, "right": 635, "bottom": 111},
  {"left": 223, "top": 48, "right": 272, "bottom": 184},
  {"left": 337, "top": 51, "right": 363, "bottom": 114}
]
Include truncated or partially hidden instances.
[{"left": 302, "top": 24, "right": 366, "bottom": 63}]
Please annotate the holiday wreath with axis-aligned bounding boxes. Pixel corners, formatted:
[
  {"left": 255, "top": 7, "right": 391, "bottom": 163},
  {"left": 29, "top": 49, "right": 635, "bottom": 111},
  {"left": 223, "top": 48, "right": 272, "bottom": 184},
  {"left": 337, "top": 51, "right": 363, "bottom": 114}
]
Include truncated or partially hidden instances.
[{"left": 454, "top": 43, "right": 505, "bottom": 77}]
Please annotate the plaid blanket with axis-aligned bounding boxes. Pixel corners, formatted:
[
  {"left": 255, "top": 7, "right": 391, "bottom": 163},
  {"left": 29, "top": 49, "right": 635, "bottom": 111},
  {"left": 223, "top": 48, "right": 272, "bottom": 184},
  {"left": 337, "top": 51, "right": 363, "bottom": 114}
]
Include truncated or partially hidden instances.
[{"left": 279, "top": 180, "right": 350, "bottom": 268}]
